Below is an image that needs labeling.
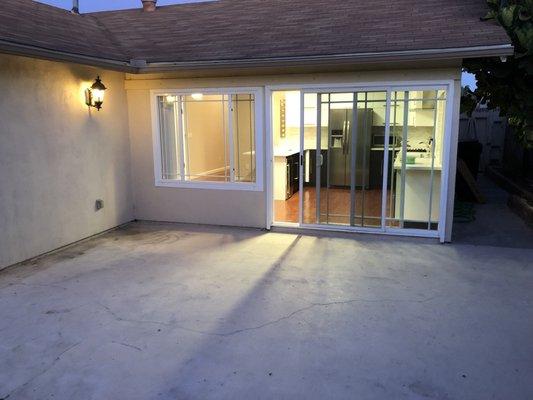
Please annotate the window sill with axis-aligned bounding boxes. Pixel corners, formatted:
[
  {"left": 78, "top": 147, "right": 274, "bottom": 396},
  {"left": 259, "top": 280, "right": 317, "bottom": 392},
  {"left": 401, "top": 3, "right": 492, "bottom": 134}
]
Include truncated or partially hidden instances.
[{"left": 155, "top": 179, "right": 263, "bottom": 192}]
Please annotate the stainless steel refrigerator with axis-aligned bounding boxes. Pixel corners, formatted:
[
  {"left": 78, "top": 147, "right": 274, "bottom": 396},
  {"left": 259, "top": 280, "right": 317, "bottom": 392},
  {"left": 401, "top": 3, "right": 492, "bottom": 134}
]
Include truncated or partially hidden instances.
[{"left": 328, "top": 108, "right": 373, "bottom": 188}]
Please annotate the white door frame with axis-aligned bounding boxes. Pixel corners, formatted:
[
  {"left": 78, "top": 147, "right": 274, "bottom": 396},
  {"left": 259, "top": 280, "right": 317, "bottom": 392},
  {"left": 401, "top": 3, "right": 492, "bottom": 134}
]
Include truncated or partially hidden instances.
[{"left": 265, "top": 80, "right": 455, "bottom": 242}]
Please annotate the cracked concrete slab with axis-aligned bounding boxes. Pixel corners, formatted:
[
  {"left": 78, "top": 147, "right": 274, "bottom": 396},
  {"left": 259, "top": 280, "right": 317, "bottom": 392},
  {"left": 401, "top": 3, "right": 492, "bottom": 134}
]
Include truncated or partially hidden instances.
[{"left": 0, "top": 222, "right": 532, "bottom": 400}]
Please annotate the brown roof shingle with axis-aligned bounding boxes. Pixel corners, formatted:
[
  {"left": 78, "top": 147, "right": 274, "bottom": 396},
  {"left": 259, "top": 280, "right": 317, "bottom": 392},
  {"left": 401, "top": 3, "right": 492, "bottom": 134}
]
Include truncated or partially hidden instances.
[
  {"left": 91, "top": 0, "right": 512, "bottom": 63},
  {"left": 0, "top": 0, "right": 127, "bottom": 61},
  {"left": 0, "top": 0, "right": 512, "bottom": 70}
]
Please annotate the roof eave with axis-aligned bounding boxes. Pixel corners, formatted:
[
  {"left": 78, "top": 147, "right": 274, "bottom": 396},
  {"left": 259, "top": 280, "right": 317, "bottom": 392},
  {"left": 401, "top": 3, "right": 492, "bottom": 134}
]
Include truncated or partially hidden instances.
[
  {"left": 0, "top": 39, "right": 137, "bottom": 73},
  {"left": 0, "top": 41, "right": 513, "bottom": 74},
  {"left": 136, "top": 44, "right": 515, "bottom": 73}
]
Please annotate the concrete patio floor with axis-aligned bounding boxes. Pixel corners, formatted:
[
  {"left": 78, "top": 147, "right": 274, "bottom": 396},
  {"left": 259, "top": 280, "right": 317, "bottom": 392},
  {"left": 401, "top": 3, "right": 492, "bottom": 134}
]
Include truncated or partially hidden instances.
[{"left": 1, "top": 222, "right": 532, "bottom": 400}]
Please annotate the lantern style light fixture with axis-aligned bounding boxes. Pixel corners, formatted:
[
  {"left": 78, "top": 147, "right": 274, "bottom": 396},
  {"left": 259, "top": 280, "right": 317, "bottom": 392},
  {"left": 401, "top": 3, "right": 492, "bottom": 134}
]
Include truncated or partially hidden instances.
[{"left": 85, "top": 76, "right": 107, "bottom": 111}]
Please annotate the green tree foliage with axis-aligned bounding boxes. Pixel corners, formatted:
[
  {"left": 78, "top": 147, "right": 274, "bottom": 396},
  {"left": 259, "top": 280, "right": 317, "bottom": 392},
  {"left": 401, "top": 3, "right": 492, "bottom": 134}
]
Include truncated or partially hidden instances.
[{"left": 463, "top": 0, "right": 533, "bottom": 147}]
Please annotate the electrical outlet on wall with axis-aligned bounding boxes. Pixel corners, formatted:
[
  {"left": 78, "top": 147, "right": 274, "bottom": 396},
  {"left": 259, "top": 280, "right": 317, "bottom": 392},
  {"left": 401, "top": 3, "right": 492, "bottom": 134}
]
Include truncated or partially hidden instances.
[{"left": 95, "top": 199, "right": 104, "bottom": 211}]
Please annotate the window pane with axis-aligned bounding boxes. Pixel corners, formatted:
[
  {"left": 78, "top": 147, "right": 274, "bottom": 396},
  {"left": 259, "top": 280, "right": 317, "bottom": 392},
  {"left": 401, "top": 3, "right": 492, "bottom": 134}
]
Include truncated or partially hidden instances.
[
  {"left": 183, "top": 94, "right": 231, "bottom": 182},
  {"left": 365, "top": 91, "right": 387, "bottom": 102},
  {"left": 157, "top": 96, "right": 180, "bottom": 180},
  {"left": 232, "top": 94, "right": 256, "bottom": 183},
  {"left": 355, "top": 92, "right": 387, "bottom": 228},
  {"left": 330, "top": 93, "right": 354, "bottom": 103},
  {"left": 183, "top": 94, "right": 223, "bottom": 103}
]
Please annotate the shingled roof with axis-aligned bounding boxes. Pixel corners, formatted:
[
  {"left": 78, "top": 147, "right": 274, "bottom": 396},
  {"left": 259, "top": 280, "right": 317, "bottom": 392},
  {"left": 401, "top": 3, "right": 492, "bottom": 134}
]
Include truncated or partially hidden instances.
[
  {"left": 0, "top": 0, "right": 127, "bottom": 61},
  {"left": 0, "top": 0, "right": 513, "bottom": 72}
]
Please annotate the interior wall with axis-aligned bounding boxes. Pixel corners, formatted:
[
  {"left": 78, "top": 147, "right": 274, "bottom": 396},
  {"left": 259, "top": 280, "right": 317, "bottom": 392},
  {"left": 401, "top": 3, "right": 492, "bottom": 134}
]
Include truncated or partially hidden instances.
[
  {"left": 0, "top": 54, "right": 133, "bottom": 270},
  {"left": 185, "top": 100, "right": 227, "bottom": 176}
]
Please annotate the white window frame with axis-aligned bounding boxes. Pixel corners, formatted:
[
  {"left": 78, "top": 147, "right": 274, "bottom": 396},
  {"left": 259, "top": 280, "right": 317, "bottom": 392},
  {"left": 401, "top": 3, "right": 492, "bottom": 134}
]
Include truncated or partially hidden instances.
[{"left": 150, "top": 87, "right": 264, "bottom": 191}]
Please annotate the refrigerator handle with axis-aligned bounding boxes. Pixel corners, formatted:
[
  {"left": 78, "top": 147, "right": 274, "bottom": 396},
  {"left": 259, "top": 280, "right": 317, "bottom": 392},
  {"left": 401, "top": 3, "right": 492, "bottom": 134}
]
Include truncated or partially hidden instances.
[
  {"left": 344, "top": 120, "right": 350, "bottom": 155},
  {"left": 342, "top": 120, "right": 346, "bottom": 155}
]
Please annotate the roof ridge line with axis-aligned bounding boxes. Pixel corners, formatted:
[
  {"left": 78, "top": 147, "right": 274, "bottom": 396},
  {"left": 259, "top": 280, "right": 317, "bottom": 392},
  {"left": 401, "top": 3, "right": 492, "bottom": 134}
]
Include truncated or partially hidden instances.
[{"left": 86, "top": 14, "right": 131, "bottom": 61}]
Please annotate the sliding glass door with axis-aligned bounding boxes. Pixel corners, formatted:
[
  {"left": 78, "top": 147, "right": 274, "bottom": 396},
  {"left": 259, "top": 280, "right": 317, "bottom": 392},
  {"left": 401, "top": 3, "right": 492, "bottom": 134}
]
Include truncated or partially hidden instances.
[{"left": 271, "top": 86, "right": 448, "bottom": 237}]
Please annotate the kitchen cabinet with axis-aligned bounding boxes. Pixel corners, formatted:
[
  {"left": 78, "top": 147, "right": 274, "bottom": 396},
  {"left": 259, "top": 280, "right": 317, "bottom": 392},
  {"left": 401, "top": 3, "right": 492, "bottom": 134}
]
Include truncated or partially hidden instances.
[
  {"left": 286, "top": 153, "right": 300, "bottom": 199},
  {"left": 306, "top": 149, "right": 328, "bottom": 187},
  {"left": 394, "top": 160, "right": 441, "bottom": 227},
  {"left": 369, "top": 149, "right": 396, "bottom": 189},
  {"left": 273, "top": 152, "right": 300, "bottom": 201}
]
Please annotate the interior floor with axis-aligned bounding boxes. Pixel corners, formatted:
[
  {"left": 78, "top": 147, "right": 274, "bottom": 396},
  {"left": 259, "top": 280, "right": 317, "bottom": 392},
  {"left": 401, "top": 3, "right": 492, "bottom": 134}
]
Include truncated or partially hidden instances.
[{"left": 274, "top": 187, "right": 392, "bottom": 226}]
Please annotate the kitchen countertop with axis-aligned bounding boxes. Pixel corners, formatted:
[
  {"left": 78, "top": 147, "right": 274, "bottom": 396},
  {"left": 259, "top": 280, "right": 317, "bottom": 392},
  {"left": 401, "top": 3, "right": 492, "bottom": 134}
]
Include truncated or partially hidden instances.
[
  {"left": 274, "top": 140, "right": 329, "bottom": 157},
  {"left": 394, "top": 159, "right": 442, "bottom": 171},
  {"left": 273, "top": 148, "right": 300, "bottom": 157}
]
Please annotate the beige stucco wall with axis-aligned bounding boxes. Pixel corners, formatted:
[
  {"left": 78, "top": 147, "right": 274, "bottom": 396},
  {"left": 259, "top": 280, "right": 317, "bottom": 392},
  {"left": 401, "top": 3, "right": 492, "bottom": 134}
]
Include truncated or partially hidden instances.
[
  {"left": 0, "top": 54, "right": 133, "bottom": 269},
  {"left": 126, "top": 67, "right": 461, "bottom": 236}
]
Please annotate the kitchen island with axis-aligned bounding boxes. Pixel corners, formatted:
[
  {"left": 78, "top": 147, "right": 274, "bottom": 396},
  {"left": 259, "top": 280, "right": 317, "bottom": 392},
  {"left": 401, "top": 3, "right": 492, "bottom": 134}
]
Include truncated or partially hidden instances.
[{"left": 394, "top": 155, "right": 441, "bottom": 226}]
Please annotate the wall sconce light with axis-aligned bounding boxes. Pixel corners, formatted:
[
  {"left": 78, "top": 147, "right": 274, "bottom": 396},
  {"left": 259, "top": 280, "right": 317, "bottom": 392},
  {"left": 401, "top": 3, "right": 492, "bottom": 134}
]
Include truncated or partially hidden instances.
[{"left": 85, "top": 76, "right": 107, "bottom": 111}]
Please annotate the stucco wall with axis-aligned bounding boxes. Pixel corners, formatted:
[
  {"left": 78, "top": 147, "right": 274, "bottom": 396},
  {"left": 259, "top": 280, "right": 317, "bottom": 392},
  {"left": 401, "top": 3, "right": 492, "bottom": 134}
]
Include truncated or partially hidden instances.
[
  {"left": 0, "top": 54, "right": 133, "bottom": 269},
  {"left": 126, "top": 67, "right": 461, "bottom": 234}
]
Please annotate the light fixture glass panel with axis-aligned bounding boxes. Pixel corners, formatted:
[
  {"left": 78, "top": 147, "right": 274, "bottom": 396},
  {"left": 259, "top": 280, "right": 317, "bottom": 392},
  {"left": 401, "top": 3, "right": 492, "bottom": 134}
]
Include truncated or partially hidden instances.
[{"left": 92, "top": 89, "right": 105, "bottom": 104}]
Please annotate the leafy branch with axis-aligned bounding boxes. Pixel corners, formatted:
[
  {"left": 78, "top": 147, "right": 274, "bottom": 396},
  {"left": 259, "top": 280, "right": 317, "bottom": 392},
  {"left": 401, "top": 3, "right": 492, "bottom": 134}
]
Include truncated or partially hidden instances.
[{"left": 463, "top": 0, "right": 533, "bottom": 147}]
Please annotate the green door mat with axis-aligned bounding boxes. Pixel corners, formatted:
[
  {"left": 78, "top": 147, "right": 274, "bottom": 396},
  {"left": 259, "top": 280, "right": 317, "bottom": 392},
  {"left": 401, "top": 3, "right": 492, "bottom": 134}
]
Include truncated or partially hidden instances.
[{"left": 454, "top": 201, "right": 476, "bottom": 223}]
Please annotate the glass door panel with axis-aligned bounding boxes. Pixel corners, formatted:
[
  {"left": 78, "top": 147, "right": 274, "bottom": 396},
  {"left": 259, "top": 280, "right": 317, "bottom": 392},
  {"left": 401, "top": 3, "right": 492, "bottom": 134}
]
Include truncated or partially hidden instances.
[
  {"left": 355, "top": 92, "right": 387, "bottom": 228},
  {"left": 302, "top": 93, "right": 319, "bottom": 224},
  {"left": 325, "top": 93, "right": 353, "bottom": 225},
  {"left": 386, "top": 90, "right": 446, "bottom": 231},
  {"left": 302, "top": 91, "right": 387, "bottom": 228},
  {"left": 272, "top": 91, "right": 301, "bottom": 224}
]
